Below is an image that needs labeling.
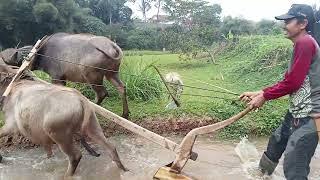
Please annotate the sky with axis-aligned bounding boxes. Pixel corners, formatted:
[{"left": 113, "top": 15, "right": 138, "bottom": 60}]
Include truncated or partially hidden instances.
[{"left": 127, "top": 0, "right": 319, "bottom": 22}]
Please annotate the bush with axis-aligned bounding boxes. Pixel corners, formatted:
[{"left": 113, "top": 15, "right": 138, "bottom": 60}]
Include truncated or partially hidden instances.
[
  {"left": 104, "top": 24, "right": 129, "bottom": 49},
  {"left": 126, "top": 28, "right": 161, "bottom": 50}
]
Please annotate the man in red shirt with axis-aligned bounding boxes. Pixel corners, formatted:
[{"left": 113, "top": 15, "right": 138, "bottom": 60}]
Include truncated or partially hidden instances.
[{"left": 240, "top": 4, "right": 320, "bottom": 180}]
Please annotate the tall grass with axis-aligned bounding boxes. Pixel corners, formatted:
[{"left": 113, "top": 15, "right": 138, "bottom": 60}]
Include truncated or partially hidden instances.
[
  {"left": 124, "top": 50, "right": 170, "bottom": 56},
  {"left": 213, "top": 35, "right": 292, "bottom": 88},
  {"left": 119, "top": 58, "right": 164, "bottom": 101},
  {"left": 33, "top": 59, "right": 165, "bottom": 102}
]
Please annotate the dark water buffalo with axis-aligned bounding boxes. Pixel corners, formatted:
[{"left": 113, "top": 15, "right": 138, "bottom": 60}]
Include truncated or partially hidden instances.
[
  {"left": 0, "top": 65, "right": 127, "bottom": 177},
  {"left": 0, "top": 33, "right": 129, "bottom": 118}
]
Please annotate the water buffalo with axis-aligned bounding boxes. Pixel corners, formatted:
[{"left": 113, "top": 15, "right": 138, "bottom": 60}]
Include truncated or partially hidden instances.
[
  {"left": 0, "top": 33, "right": 129, "bottom": 118},
  {"left": 0, "top": 65, "right": 127, "bottom": 177}
]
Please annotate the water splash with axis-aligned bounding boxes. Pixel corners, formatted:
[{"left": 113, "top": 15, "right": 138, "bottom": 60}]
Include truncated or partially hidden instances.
[
  {"left": 234, "top": 136, "right": 285, "bottom": 180},
  {"left": 235, "top": 136, "right": 259, "bottom": 163}
]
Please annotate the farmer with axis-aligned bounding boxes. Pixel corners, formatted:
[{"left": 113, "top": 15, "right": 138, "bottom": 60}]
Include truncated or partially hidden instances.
[{"left": 239, "top": 4, "right": 320, "bottom": 180}]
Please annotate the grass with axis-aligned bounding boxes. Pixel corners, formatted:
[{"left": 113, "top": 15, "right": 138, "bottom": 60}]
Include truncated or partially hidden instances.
[
  {"left": 1, "top": 35, "right": 293, "bottom": 139},
  {"left": 99, "top": 35, "right": 292, "bottom": 138}
]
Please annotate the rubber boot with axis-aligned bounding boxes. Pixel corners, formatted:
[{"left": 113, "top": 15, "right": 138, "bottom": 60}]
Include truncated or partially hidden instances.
[{"left": 259, "top": 152, "right": 278, "bottom": 175}]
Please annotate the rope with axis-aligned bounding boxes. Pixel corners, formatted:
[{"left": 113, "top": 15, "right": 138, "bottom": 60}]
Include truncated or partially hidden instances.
[
  {"left": 43, "top": 78, "right": 236, "bottom": 101},
  {"left": 181, "top": 94, "right": 236, "bottom": 101},
  {"left": 178, "top": 84, "right": 238, "bottom": 96},
  {"left": 11, "top": 50, "right": 240, "bottom": 100},
  {"left": 156, "top": 67, "right": 239, "bottom": 95},
  {"left": 34, "top": 53, "right": 119, "bottom": 73},
  {"left": 50, "top": 78, "right": 106, "bottom": 87},
  {"left": 15, "top": 75, "right": 234, "bottom": 101}
]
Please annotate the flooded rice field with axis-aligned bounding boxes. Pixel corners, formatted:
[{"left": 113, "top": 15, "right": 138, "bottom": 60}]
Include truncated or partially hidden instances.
[{"left": 0, "top": 135, "right": 319, "bottom": 180}]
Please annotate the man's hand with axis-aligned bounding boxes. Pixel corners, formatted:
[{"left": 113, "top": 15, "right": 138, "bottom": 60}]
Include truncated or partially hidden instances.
[
  {"left": 239, "top": 91, "right": 263, "bottom": 102},
  {"left": 248, "top": 93, "right": 266, "bottom": 109},
  {"left": 239, "top": 90, "right": 266, "bottom": 109}
]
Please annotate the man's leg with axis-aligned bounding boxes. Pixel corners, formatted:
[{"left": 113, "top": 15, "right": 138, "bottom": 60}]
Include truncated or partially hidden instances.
[
  {"left": 283, "top": 117, "right": 318, "bottom": 180},
  {"left": 259, "top": 112, "right": 293, "bottom": 175}
]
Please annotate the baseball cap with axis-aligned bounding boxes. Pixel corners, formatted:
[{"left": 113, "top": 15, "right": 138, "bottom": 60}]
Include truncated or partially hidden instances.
[{"left": 275, "top": 4, "right": 316, "bottom": 24}]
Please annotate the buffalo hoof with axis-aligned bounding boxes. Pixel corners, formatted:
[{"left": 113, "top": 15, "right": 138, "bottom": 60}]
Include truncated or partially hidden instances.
[
  {"left": 80, "top": 138, "right": 100, "bottom": 157},
  {"left": 122, "top": 110, "right": 130, "bottom": 119},
  {"left": 122, "top": 113, "right": 129, "bottom": 119},
  {"left": 0, "top": 154, "right": 3, "bottom": 163}
]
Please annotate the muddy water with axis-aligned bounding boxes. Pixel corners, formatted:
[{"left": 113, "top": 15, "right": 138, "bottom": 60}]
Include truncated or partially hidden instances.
[{"left": 0, "top": 135, "right": 319, "bottom": 180}]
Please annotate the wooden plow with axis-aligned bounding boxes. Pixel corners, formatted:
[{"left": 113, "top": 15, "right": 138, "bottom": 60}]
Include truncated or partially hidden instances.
[{"left": 2, "top": 36, "right": 253, "bottom": 180}]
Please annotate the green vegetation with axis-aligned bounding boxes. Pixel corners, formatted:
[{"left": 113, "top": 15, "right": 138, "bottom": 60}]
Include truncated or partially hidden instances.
[
  {"left": 0, "top": 0, "right": 286, "bottom": 52},
  {"left": 0, "top": 34, "right": 292, "bottom": 140},
  {"left": 1, "top": 0, "right": 312, "bottom": 139},
  {"left": 31, "top": 35, "right": 292, "bottom": 139},
  {"left": 0, "top": 34, "right": 294, "bottom": 140}
]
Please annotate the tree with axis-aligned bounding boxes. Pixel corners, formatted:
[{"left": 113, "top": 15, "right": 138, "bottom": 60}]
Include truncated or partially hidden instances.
[
  {"left": 74, "top": 0, "right": 90, "bottom": 7},
  {"left": 140, "top": 0, "right": 152, "bottom": 22},
  {"left": 0, "top": 0, "right": 111, "bottom": 48},
  {"left": 73, "top": 13, "right": 108, "bottom": 35},
  {"left": 154, "top": 0, "right": 163, "bottom": 22},
  {"left": 130, "top": 0, "right": 154, "bottom": 22},
  {"left": 0, "top": 0, "right": 38, "bottom": 47},
  {"left": 192, "top": 4, "right": 222, "bottom": 27},
  {"left": 86, "top": 0, "right": 132, "bottom": 25},
  {"left": 255, "top": 19, "right": 281, "bottom": 35},
  {"left": 220, "top": 16, "right": 254, "bottom": 36},
  {"left": 163, "top": 0, "right": 221, "bottom": 29},
  {"left": 118, "top": 6, "right": 133, "bottom": 25}
]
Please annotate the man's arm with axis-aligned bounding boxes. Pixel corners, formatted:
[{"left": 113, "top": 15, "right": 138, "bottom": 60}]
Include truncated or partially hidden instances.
[{"left": 263, "top": 37, "right": 316, "bottom": 100}]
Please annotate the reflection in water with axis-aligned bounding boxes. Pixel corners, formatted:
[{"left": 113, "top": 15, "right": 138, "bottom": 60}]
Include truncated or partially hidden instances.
[{"left": 0, "top": 135, "right": 319, "bottom": 180}]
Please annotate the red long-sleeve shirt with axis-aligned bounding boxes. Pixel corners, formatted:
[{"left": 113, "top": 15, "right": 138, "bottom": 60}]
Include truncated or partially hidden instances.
[{"left": 263, "top": 35, "right": 317, "bottom": 100}]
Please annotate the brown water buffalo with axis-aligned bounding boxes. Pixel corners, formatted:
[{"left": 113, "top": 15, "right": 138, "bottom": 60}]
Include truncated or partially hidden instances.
[
  {"left": 0, "top": 65, "right": 127, "bottom": 177},
  {"left": 0, "top": 33, "right": 129, "bottom": 119}
]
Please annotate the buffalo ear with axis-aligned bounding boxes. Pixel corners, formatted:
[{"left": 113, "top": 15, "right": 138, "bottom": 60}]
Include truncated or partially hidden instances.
[
  {"left": 8, "top": 50, "right": 18, "bottom": 66},
  {"left": 0, "top": 48, "right": 18, "bottom": 66}
]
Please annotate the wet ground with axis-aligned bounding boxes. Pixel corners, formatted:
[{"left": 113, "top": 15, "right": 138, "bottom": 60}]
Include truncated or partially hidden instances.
[{"left": 0, "top": 135, "right": 319, "bottom": 180}]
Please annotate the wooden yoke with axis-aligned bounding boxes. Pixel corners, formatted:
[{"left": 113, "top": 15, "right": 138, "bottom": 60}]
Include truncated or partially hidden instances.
[{"left": 2, "top": 36, "right": 48, "bottom": 97}]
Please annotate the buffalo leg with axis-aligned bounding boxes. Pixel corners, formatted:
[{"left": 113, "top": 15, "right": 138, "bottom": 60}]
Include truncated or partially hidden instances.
[
  {"left": 108, "top": 74, "right": 129, "bottom": 119},
  {"left": 91, "top": 85, "right": 108, "bottom": 105},
  {"left": 0, "top": 125, "right": 14, "bottom": 139},
  {"left": 44, "top": 143, "right": 53, "bottom": 158},
  {"left": 85, "top": 74, "right": 108, "bottom": 105},
  {"left": 86, "top": 119, "right": 127, "bottom": 171},
  {"left": 0, "top": 125, "right": 15, "bottom": 162},
  {"left": 49, "top": 132, "right": 82, "bottom": 177},
  {"left": 52, "top": 78, "right": 66, "bottom": 86}
]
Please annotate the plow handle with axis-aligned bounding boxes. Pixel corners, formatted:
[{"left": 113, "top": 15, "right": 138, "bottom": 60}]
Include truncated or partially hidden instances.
[
  {"left": 90, "top": 101, "right": 198, "bottom": 161},
  {"left": 170, "top": 106, "right": 253, "bottom": 173}
]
